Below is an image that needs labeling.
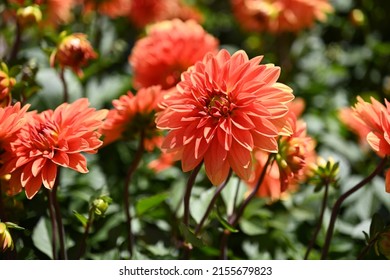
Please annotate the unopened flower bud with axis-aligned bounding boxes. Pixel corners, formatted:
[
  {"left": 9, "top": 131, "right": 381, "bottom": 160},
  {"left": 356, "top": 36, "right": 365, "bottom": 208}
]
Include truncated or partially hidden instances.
[
  {"left": 50, "top": 33, "right": 97, "bottom": 77},
  {"left": 16, "top": 5, "right": 42, "bottom": 28},
  {"left": 0, "top": 222, "right": 14, "bottom": 252},
  {"left": 0, "top": 65, "right": 16, "bottom": 108},
  {"left": 350, "top": 9, "right": 365, "bottom": 27},
  {"left": 92, "top": 197, "right": 111, "bottom": 216}
]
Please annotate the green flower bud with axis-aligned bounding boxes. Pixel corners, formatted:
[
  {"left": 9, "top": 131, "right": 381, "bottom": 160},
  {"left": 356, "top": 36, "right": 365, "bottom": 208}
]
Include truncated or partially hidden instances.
[{"left": 16, "top": 5, "right": 42, "bottom": 28}]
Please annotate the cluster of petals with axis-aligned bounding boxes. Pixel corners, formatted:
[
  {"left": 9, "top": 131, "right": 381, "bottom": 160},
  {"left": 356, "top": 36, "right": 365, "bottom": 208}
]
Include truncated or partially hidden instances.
[
  {"left": 50, "top": 33, "right": 97, "bottom": 77},
  {"left": 156, "top": 49, "right": 294, "bottom": 186},
  {"left": 1, "top": 98, "right": 107, "bottom": 199},
  {"left": 129, "top": 19, "right": 219, "bottom": 90},
  {"left": 10, "top": 0, "right": 75, "bottom": 26},
  {"left": 100, "top": 86, "right": 164, "bottom": 151},
  {"left": 127, "top": 0, "right": 203, "bottom": 29},
  {"left": 247, "top": 101, "right": 317, "bottom": 200},
  {"left": 231, "top": 0, "right": 333, "bottom": 33}
]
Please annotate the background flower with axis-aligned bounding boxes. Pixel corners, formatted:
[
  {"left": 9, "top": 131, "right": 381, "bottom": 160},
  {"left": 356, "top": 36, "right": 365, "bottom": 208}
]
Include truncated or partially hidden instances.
[
  {"left": 129, "top": 19, "right": 219, "bottom": 90},
  {"left": 231, "top": 0, "right": 333, "bottom": 33},
  {"left": 50, "top": 33, "right": 97, "bottom": 77},
  {"left": 100, "top": 86, "right": 164, "bottom": 150}
]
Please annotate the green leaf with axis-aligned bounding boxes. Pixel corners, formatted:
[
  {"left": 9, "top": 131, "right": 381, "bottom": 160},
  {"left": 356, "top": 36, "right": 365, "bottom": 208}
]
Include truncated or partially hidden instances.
[
  {"left": 73, "top": 210, "right": 88, "bottom": 227},
  {"left": 32, "top": 217, "right": 53, "bottom": 259},
  {"left": 5, "top": 222, "right": 25, "bottom": 230},
  {"left": 136, "top": 192, "right": 169, "bottom": 216},
  {"left": 215, "top": 209, "right": 238, "bottom": 233},
  {"left": 178, "top": 223, "right": 203, "bottom": 248},
  {"left": 363, "top": 231, "right": 370, "bottom": 243},
  {"left": 369, "top": 213, "right": 385, "bottom": 239},
  {"left": 239, "top": 219, "right": 266, "bottom": 236}
]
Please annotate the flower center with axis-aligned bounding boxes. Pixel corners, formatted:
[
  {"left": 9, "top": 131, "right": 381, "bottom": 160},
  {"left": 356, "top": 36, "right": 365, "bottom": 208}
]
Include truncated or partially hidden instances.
[
  {"left": 31, "top": 122, "right": 59, "bottom": 151},
  {"left": 208, "top": 93, "right": 231, "bottom": 118}
]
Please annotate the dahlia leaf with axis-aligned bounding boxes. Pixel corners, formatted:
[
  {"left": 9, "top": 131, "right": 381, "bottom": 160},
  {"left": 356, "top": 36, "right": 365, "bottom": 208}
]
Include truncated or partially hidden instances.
[
  {"left": 73, "top": 210, "right": 88, "bottom": 227},
  {"left": 136, "top": 193, "right": 169, "bottom": 216}
]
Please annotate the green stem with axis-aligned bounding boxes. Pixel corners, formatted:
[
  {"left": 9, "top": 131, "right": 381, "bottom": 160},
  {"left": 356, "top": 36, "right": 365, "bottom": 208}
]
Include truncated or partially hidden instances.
[
  {"left": 123, "top": 134, "right": 145, "bottom": 258},
  {"left": 182, "top": 162, "right": 203, "bottom": 259},
  {"left": 8, "top": 20, "right": 21, "bottom": 64},
  {"left": 229, "top": 154, "right": 274, "bottom": 226},
  {"left": 220, "top": 153, "right": 274, "bottom": 259},
  {"left": 46, "top": 189, "right": 58, "bottom": 260},
  {"left": 194, "top": 169, "right": 232, "bottom": 235},
  {"left": 77, "top": 207, "right": 95, "bottom": 259},
  {"left": 51, "top": 177, "right": 67, "bottom": 260},
  {"left": 321, "top": 157, "right": 387, "bottom": 259},
  {"left": 59, "top": 68, "right": 69, "bottom": 103},
  {"left": 357, "top": 237, "right": 378, "bottom": 260},
  {"left": 304, "top": 183, "right": 329, "bottom": 259},
  {"left": 183, "top": 163, "right": 203, "bottom": 227}
]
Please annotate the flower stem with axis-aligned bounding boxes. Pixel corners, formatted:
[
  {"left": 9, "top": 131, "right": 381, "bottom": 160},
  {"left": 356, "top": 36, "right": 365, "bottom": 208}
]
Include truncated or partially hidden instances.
[
  {"left": 194, "top": 169, "right": 232, "bottom": 235},
  {"left": 51, "top": 181, "right": 67, "bottom": 260},
  {"left": 183, "top": 163, "right": 203, "bottom": 227},
  {"left": 220, "top": 153, "right": 274, "bottom": 259},
  {"left": 46, "top": 189, "right": 58, "bottom": 260},
  {"left": 182, "top": 162, "right": 202, "bottom": 259},
  {"left": 229, "top": 154, "right": 274, "bottom": 227},
  {"left": 8, "top": 20, "right": 21, "bottom": 64},
  {"left": 59, "top": 68, "right": 69, "bottom": 103},
  {"left": 77, "top": 207, "right": 95, "bottom": 259},
  {"left": 304, "top": 183, "right": 329, "bottom": 259},
  {"left": 123, "top": 135, "right": 145, "bottom": 258},
  {"left": 357, "top": 238, "right": 378, "bottom": 260},
  {"left": 321, "top": 157, "right": 387, "bottom": 259}
]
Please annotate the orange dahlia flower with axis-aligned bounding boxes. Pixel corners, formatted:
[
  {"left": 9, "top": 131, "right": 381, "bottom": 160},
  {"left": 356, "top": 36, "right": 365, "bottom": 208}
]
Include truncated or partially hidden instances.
[
  {"left": 129, "top": 19, "right": 219, "bottom": 90},
  {"left": 80, "top": 0, "right": 132, "bottom": 18},
  {"left": 100, "top": 86, "right": 164, "bottom": 150},
  {"left": 156, "top": 49, "right": 294, "bottom": 186},
  {"left": 127, "top": 0, "right": 202, "bottom": 28},
  {"left": 50, "top": 33, "right": 97, "bottom": 77},
  {"left": 248, "top": 113, "right": 316, "bottom": 199},
  {"left": 231, "top": 0, "right": 333, "bottom": 33},
  {"left": 1, "top": 98, "right": 107, "bottom": 199},
  {"left": 350, "top": 96, "right": 390, "bottom": 193}
]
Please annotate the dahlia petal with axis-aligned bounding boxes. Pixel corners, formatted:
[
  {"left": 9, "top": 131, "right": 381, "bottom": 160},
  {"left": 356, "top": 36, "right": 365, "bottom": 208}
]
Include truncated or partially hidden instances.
[
  {"left": 67, "top": 153, "right": 88, "bottom": 173},
  {"left": 252, "top": 131, "right": 278, "bottom": 153},
  {"left": 204, "top": 140, "right": 230, "bottom": 186},
  {"left": 24, "top": 174, "right": 43, "bottom": 199},
  {"left": 366, "top": 131, "right": 380, "bottom": 152},
  {"left": 31, "top": 157, "right": 46, "bottom": 177},
  {"left": 228, "top": 142, "right": 252, "bottom": 180},
  {"left": 7, "top": 168, "right": 23, "bottom": 196},
  {"left": 258, "top": 65, "right": 281, "bottom": 84},
  {"left": 231, "top": 111, "right": 255, "bottom": 130},
  {"left": 52, "top": 151, "right": 70, "bottom": 166},
  {"left": 181, "top": 141, "right": 203, "bottom": 172},
  {"left": 42, "top": 161, "right": 57, "bottom": 190},
  {"left": 232, "top": 127, "right": 253, "bottom": 151},
  {"left": 21, "top": 161, "right": 35, "bottom": 187},
  {"left": 217, "top": 125, "right": 232, "bottom": 151}
]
